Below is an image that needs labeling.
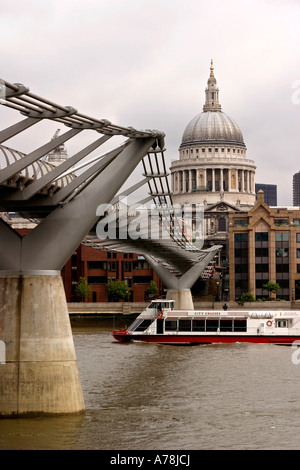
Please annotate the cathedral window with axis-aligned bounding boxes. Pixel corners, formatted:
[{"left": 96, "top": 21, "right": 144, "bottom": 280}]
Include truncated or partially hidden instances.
[{"left": 218, "top": 218, "right": 226, "bottom": 232}]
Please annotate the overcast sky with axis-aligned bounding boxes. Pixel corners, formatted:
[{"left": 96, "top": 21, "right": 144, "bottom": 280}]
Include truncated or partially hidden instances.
[{"left": 0, "top": 0, "right": 299, "bottom": 206}]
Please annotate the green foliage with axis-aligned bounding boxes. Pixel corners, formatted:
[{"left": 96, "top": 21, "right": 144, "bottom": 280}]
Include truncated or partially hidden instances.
[
  {"left": 75, "top": 277, "right": 92, "bottom": 301},
  {"left": 238, "top": 292, "right": 255, "bottom": 305},
  {"left": 106, "top": 279, "right": 131, "bottom": 302},
  {"left": 146, "top": 280, "right": 158, "bottom": 296},
  {"left": 262, "top": 282, "right": 280, "bottom": 294}
]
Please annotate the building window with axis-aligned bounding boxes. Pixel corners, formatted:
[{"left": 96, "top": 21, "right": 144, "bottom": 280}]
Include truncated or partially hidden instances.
[
  {"left": 297, "top": 249, "right": 300, "bottom": 258},
  {"left": 294, "top": 220, "right": 300, "bottom": 226},
  {"left": 275, "top": 233, "right": 289, "bottom": 242},
  {"left": 234, "top": 233, "right": 248, "bottom": 242},
  {"left": 276, "top": 247, "right": 289, "bottom": 257},
  {"left": 218, "top": 218, "right": 226, "bottom": 232},
  {"left": 234, "top": 219, "right": 248, "bottom": 227},
  {"left": 255, "top": 232, "right": 268, "bottom": 241},
  {"left": 297, "top": 233, "right": 300, "bottom": 243},
  {"left": 108, "top": 262, "right": 116, "bottom": 272},
  {"left": 88, "top": 276, "right": 107, "bottom": 284},
  {"left": 124, "top": 262, "right": 132, "bottom": 272},
  {"left": 87, "top": 261, "right": 107, "bottom": 270},
  {"left": 274, "top": 219, "right": 289, "bottom": 227}
]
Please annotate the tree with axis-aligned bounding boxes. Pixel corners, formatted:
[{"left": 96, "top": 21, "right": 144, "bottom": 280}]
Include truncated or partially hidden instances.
[
  {"left": 263, "top": 282, "right": 280, "bottom": 299},
  {"left": 146, "top": 280, "right": 158, "bottom": 297},
  {"left": 106, "top": 279, "right": 131, "bottom": 302},
  {"left": 75, "top": 277, "right": 92, "bottom": 301},
  {"left": 238, "top": 292, "right": 255, "bottom": 305}
]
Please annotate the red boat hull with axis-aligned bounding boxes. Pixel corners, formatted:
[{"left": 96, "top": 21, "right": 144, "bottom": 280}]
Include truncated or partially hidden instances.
[{"left": 112, "top": 332, "right": 300, "bottom": 345}]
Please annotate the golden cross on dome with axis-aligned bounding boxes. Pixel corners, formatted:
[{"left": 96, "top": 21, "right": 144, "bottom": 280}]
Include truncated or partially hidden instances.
[{"left": 210, "top": 59, "right": 214, "bottom": 77}]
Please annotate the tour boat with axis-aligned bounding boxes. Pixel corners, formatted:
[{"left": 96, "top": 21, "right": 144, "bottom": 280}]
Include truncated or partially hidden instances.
[{"left": 112, "top": 299, "right": 300, "bottom": 345}]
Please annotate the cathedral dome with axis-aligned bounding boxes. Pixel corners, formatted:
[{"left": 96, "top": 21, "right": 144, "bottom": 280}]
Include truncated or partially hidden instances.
[
  {"left": 181, "top": 110, "right": 245, "bottom": 147},
  {"left": 180, "top": 60, "right": 245, "bottom": 149}
]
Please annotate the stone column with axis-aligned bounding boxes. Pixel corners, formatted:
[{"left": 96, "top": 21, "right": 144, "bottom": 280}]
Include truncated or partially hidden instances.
[
  {"left": 203, "top": 169, "right": 207, "bottom": 190},
  {"left": 220, "top": 168, "right": 223, "bottom": 191},
  {"left": 182, "top": 170, "right": 186, "bottom": 193},
  {"left": 212, "top": 168, "right": 215, "bottom": 192}
]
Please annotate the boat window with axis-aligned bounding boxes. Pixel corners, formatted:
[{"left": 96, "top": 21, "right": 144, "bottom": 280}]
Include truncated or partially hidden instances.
[
  {"left": 165, "top": 320, "right": 178, "bottom": 331},
  {"left": 233, "top": 319, "right": 247, "bottom": 331},
  {"left": 192, "top": 319, "right": 205, "bottom": 331},
  {"left": 133, "top": 319, "right": 153, "bottom": 331},
  {"left": 179, "top": 319, "right": 192, "bottom": 331},
  {"left": 220, "top": 319, "right": 233, "bottom": 332},
  {"left": 206, "top": 320, "right": 219, "bottom": 331},
  {"left": 276, "top": 320, "right": 288, "bottom": 328}
]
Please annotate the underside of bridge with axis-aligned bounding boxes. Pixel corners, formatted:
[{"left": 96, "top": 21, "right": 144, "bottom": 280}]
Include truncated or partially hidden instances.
[{"left": 0, "top": 79, "right": 221, "bottom": 417}]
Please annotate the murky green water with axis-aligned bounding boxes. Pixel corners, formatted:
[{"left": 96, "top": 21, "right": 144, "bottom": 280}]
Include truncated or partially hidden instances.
[{"left": 1, "top": 317, "right": 300, "bottom": 450}]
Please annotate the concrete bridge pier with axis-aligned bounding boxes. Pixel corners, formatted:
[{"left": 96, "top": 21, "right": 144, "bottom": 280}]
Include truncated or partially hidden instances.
[
  {"left": 166, "top": 289, "right": 194, "bottom": 310},
  {"left": 0, "top": 273, "right": 85, "bottom": 417}
]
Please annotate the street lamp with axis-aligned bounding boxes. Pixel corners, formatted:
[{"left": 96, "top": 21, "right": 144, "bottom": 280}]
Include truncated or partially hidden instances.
[{"left": 216, "top": 281, "right": 220, "bottom": 301}]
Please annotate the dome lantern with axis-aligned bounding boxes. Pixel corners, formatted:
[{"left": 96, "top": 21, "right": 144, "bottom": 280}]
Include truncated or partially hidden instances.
[{"left": 203, "top": 59, "right": 222, "bottom": 112}]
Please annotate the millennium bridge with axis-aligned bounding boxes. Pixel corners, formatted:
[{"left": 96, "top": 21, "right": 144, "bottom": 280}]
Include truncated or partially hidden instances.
[{"left": 0, "top": 78, "right": 221, "bottom": 417}]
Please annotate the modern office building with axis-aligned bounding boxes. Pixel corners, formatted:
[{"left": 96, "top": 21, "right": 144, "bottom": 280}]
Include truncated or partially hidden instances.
[
  {"left": 255, "top": 183, "right": 277, "bottom": 206},
  {"left": 293, "top": 171, "right": 300, "bottom": 206},
  {"left": 229, "top": 190, "right": 300, "bottom": 301}
]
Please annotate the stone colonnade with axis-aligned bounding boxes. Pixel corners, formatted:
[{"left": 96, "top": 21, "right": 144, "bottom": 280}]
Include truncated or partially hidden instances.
[{"left": 172, "top": 167, "right": 255, "bottom": 194}]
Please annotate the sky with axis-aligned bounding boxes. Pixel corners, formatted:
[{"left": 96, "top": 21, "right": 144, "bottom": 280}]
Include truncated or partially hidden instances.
[{"left": 0, "top": 0, "right": 299, "bottom": 206}]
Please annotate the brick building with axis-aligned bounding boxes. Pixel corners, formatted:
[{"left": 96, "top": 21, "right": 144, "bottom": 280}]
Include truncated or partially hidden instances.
[{"left": 61, "top": 243, "right": 163, "bottom": 302}]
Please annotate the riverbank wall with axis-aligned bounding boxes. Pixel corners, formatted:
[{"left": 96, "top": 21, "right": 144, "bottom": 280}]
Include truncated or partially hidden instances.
[{"left": 68, "top": 300, "right": 300, "bottom": 316}]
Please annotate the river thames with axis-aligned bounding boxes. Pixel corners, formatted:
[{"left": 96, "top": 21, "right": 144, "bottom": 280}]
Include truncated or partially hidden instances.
[{"left": 1, "top": 316, "right": 300, "bottom": 451}]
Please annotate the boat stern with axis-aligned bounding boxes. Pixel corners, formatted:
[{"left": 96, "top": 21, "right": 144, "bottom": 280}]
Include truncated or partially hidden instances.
[{"left": 112, "top": 328, "right": 132, "bottom": 342}]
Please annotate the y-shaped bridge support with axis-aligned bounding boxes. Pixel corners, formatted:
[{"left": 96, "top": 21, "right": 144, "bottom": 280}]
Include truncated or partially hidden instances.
[
  {"left": 0, "top": 137, "right": 155, "bottom": 417},
  {"left": 144, "top": 248, "right": 219, "bottom": 310}
]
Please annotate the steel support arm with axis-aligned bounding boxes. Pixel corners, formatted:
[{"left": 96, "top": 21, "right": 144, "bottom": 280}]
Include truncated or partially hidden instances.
[{"left": 20, "top": 137, "right": 156, "bottom": 271}]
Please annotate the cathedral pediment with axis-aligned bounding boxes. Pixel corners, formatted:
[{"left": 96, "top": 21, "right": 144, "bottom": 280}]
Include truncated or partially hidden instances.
[{"left": 205, "top": 201, "right": 245, "bottom": 213}]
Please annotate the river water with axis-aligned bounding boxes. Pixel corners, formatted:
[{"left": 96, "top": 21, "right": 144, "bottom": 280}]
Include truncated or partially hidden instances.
[{"left": 1, "top": 316, "right": 300, "bottom": 451}]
